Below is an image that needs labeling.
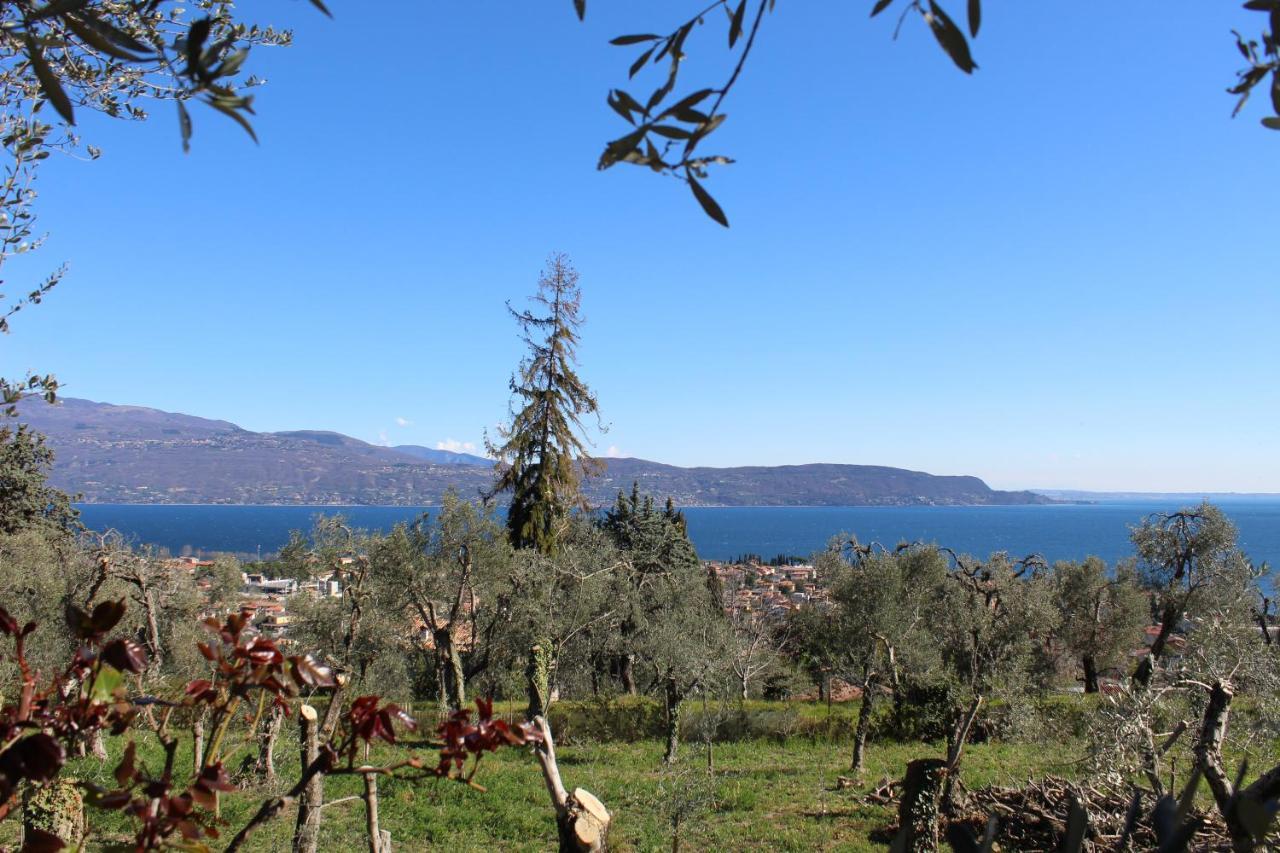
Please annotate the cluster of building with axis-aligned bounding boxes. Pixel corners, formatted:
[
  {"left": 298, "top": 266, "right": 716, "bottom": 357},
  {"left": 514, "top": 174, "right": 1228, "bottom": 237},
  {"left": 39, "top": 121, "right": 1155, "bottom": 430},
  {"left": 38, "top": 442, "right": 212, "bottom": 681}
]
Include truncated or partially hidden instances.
[
  {"left": 706, "top": 560, "right": 829, "bottom": 620},
  {"left": 161, "top": 555, "right": 347, "bottom": 641}
]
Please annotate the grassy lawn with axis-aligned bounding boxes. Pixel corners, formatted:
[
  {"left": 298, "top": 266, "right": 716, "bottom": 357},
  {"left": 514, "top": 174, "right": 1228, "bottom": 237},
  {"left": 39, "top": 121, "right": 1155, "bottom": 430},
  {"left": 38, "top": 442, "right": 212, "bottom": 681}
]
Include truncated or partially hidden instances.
[{"left": 4, "top": 700, "right": 1085, "bottom": 852}]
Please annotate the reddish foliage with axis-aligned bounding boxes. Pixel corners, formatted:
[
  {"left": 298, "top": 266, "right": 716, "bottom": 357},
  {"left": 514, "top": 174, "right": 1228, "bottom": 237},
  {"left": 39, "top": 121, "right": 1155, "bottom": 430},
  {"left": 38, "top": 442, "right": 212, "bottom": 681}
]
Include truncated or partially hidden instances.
[
  {"left": 0, "top": 604, "right": 541, "bottom": 851},
  {"left": 348, "top": 695, "right": 416, "bottom": 747},
  {"left": 434, "top": 698, "right": 542, "bottom": 782}
]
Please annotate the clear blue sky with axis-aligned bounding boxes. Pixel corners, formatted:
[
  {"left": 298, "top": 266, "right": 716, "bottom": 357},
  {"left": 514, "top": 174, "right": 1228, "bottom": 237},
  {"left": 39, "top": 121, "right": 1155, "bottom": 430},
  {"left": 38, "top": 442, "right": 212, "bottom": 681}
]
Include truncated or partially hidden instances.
[{"left": 5, "top": 2, "right": 1278, "bottom": 492}]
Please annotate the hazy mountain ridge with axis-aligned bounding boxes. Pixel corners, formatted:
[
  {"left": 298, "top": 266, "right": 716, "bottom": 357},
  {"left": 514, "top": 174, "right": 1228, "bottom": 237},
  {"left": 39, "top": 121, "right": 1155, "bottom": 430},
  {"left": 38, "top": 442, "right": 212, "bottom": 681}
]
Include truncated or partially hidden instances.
[{"left": 15, "top": 398, "right": 1053, "bottom": 507}]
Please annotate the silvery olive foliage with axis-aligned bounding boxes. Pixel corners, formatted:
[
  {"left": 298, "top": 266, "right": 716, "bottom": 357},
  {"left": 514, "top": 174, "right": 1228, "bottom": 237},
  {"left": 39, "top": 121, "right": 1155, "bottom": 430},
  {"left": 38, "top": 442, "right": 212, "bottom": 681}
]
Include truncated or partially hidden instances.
[
  {"left": 580, "top": 0, "right": 1280, "bottom": 226},
  {"left": 0, "top": 0, "right": 316, "bottom": 414}
]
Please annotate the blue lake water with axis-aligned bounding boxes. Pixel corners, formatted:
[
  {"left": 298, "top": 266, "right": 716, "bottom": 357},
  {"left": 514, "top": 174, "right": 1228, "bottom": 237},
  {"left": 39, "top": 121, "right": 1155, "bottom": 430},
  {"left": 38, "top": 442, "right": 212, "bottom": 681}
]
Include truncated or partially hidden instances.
[{"left": 74, "top": 501, "right": 1280, "bottom": 567}]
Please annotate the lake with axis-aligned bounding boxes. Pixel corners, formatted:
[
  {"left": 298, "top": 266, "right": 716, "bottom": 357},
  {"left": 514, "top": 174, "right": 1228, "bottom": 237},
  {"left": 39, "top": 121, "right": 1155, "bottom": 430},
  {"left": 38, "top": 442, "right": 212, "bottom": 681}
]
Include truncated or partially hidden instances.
[{"left": 74, "top": 501, "right": 1280, "bottom": 567}]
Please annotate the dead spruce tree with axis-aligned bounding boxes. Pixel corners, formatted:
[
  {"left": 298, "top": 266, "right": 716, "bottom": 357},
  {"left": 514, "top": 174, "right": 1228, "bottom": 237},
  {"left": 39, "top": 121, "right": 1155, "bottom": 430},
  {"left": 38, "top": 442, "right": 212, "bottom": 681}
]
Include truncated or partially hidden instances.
[{"left": 489, "top": 253, "right": 601, "bottom": 556}]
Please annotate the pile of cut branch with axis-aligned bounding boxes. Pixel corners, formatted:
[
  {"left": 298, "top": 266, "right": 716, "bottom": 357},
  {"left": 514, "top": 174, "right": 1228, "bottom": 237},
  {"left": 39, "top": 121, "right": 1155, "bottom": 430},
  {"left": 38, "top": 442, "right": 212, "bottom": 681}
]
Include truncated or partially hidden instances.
[{"left": 950, "top": 777, "right": 1233, "bottom": 852}]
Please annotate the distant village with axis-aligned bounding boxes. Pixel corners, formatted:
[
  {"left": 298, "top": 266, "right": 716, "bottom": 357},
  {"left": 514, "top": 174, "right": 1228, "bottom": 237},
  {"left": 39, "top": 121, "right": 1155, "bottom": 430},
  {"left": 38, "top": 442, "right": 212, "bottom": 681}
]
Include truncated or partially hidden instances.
[
  {"left": 168, "top": 553, "right": 828, "bottom": 642},
  {"left": 706, "top": 560, "right": 829, "bottom": 618}
]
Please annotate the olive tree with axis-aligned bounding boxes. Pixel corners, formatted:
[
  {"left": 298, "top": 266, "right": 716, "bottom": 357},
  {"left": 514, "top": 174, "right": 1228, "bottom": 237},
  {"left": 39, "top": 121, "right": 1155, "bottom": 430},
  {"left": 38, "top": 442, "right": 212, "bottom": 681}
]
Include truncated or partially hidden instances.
[
  {"left": 822, "top": 539, "right": 947, "bottom": 773},
  {"left": 282, "top": 517, "right": 414, "bottom": 702},
  {"left": 1092, "top": 504, "right": 1277, "bottom": 809},
  {"left": 377, "top": 493, "right": 515, "bottom": 712},
  {"left": 1050, "top": 555, "right": 1147, "bottom": 693},
  {"left": 501, "top": 517, "right": 621, "bottom": 718},
  {"left": 601, "top": 487, "right": 729, "bottom": 763}
]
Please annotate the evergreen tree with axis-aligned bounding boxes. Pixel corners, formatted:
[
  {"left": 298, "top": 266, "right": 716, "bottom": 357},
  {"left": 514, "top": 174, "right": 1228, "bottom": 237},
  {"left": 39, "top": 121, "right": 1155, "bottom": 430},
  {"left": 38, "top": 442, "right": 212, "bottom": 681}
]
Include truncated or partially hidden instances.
[
  {"left": 488, "top": 254, "right": 600, "bottom": 554},
  {"left": 602, "top": 485, "right": 728, "bottom": 761},
  {"left": 0, "top": 423, "right": 78, "bottom": 536}
]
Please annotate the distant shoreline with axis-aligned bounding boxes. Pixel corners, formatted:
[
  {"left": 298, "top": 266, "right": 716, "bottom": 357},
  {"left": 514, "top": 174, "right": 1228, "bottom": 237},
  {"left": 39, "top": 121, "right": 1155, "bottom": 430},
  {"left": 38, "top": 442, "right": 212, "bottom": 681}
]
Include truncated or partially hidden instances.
[
  {"left": 71, "top": 501, "right": 1087, "bottom": 509},
  {"left": 70, "top": 502, "right": 1280, "bottom": 569}
]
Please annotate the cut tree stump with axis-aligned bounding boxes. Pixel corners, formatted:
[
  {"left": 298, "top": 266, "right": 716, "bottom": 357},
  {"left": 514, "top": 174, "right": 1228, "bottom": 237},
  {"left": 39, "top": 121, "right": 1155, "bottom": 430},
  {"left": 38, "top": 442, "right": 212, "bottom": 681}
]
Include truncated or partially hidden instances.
[
  {"left": 532, "top": 715, "right": 611, "bottom": 852},
  {"left": 293, "top": 704, "right": 323, "bottom": 853},
  {"left": 23, "top": 778, "right": 84, "bottom": 849},
  {"left": 896, "top": 758, "right": 948, "bottom": 853},
  {"left": 562, "top": 787, "right": 610, "bottom": 852}
]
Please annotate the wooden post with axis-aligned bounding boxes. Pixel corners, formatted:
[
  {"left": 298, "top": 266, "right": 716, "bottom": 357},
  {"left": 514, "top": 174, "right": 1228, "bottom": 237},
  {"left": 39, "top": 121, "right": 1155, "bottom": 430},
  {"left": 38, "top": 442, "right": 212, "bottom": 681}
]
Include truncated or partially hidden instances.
[
  {"left": 362, "top": 741, "right": 385, "bottom": 853},
  {"left": 293, "top": 704, "right": 322, "bottom": 853},
  {"left": 364, "top": 771, "right": 382, "bottom": 853}
]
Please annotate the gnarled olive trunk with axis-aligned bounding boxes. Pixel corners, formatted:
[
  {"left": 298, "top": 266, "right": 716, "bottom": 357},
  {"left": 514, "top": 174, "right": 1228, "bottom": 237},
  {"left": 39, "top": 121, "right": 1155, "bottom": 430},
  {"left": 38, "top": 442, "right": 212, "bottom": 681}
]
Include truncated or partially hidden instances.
[
  {"left": 618, "top": 653, "right": 637, "bottom": 695},
  {"left": 851, "top": 679, "right": 875, "bottom": 774},
  {"left": 663, "top": 679, "right": 683, "bottom": 765},
  {"left": 256, "top": 704, "right": 284, "bottom": 784},
  {"left": 1081, "top": 654, "right": 1099, "bottom": 694},
  {"left": 434, "top": 628, "right": 466, "bottom": 712},
  {"left": 1194, "top": 681, "right": 1269, "bottom": 853}
]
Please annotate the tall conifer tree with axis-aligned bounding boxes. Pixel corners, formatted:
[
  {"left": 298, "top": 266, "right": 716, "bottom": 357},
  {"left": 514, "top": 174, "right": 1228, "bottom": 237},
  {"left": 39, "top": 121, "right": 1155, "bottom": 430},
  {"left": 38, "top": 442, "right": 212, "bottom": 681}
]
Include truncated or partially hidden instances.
[{"left": 488, "top": 254, "right": 600, "bottom": 554}]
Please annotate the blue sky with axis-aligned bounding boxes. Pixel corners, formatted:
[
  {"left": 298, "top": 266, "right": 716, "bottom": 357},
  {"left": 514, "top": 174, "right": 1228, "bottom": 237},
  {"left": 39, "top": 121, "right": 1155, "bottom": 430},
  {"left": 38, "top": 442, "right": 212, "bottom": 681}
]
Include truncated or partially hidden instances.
[{"left": 5, "top": 1, "right": 1278, "bottom": 492}]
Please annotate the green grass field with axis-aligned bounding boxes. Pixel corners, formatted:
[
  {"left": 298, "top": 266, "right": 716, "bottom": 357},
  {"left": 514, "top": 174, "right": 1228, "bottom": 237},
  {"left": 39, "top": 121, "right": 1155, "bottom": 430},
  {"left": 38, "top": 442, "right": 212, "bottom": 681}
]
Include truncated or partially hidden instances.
[{"left": 6, "top": 699, "right": 1085, "bottom": 852}]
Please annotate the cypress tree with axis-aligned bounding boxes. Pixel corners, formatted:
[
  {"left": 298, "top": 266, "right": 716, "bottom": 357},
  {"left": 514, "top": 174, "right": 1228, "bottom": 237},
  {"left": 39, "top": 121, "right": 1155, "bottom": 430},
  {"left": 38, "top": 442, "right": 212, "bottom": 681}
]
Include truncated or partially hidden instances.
[{"left": 488, "top": 253, "right": 600, "bottom": 554}]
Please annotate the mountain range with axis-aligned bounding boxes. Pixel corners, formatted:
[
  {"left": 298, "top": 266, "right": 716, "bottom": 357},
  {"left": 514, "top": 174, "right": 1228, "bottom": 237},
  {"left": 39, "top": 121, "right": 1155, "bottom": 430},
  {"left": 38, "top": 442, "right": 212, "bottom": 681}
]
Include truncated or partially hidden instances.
[{"left": 13, "top": 398, "right": 1054, "bottom": 507}]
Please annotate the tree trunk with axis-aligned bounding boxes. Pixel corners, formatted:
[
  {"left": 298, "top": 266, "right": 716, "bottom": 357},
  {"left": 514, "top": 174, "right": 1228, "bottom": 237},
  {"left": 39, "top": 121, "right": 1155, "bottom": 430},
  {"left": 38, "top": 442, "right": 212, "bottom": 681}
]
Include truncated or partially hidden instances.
[
  {"left": 663, "top": 680, "right": 683, "bottom": 765},
  {"left": 23, "top": 777, "right": 83, "bottom": 850},
  {"left": 896, "top": 759, "right": 947, "bottom": 852},
  {"left": 89, "top": 727, "right": 107, "bottom": 760},
  {"left": 1133, "top": 602, "right": 1179, "bottom": 690},
  {"left": 532, "top": 716, "right": 611, "bottom": 852},
  {"left": 257, "top": 704, "right": 284, "bottom": 785},
  {"left": 851, "top": 680, "right": 875, "bottom": 774},
  {"left": 293, "top": 704, "right": 323, "bottom": 853},
  {"left": 619, "top": 654, "right": 636, "bottom": 696},
  {"left": 703, "top": 692, "right": 714, "bottom": 775},
  {"left": 319, "top": 674, "right": 350, "bottom": 742},
  {"left": 527, "top": 643, "right": 552, "bottom": 721},
  {"left": 140, "top": 585, "right": 164, "bottom": 673},
  {"left": 941, "top": 696, "right": 982, "bottom": 816},
  {"left": 1194, "top": 681, "right": 1265, "bottom": 852},
  {"left": 435, "top": 630, "right": 466, "bottom": 712},
  {"left": 1081, "top": 654, "right": 1099, "bottom": 694}
]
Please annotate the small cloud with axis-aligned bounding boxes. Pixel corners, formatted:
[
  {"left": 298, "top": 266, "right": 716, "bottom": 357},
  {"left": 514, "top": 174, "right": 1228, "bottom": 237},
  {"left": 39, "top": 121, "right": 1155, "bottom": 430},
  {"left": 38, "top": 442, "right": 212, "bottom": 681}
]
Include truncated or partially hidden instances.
[
  {"left": 376, "top": 430, "right": 390, "bottom": 447},
  {"left": 395, "top": 417, "right": 412, "bottom": 427},
  {"left": 436, "top": 438, "right": 477, "bottom": 454},
  {"left": 605, "top": 445, "right": 623, "bottom": 458}
]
